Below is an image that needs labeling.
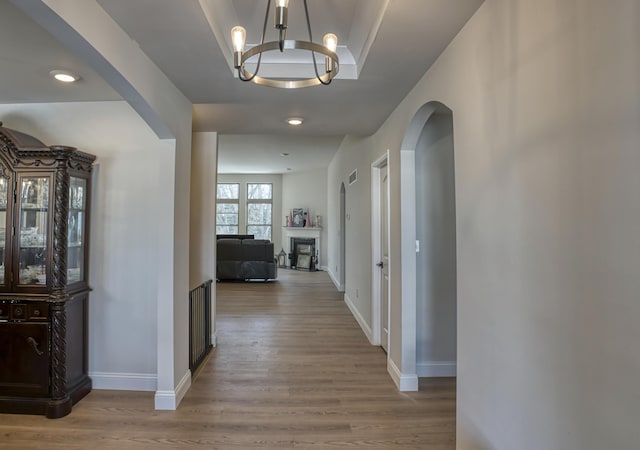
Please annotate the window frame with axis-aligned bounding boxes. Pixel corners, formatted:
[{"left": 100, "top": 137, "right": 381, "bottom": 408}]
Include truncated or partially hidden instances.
[
  {"left": 246, "top": 183, "right": 273, "bottom": 240},
  {"left": 216, "top": 183, "right": 240, "bottom": 235}
]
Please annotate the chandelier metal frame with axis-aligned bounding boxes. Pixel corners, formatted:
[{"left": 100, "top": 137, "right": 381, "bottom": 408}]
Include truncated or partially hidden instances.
[{"left": 232, "top": 0, "right": 339, "bottom": 89}]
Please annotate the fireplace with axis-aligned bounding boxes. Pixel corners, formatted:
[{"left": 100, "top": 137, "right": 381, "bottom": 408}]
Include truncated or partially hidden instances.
[
  {"left": 290, "top": 237, "right": 317, "bottom": 271},
  {"left": 283, "top": 226, "right": 322, "bottom": 270}
]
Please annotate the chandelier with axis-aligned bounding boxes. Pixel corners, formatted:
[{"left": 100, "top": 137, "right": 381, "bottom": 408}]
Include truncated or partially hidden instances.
[{"left": 231, "top": 0, "right": 339, "bottom": 89}]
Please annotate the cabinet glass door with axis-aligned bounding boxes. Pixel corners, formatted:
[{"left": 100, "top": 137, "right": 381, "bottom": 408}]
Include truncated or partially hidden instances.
[
  {"left": 68, "top": 176, "right": 86, "bottom": 285},
  {"left": 0, "top": 177, "right": 7, "bottom": 285},
  {"left": 18, "top": 177, "right": 49, "bottom": 285}
]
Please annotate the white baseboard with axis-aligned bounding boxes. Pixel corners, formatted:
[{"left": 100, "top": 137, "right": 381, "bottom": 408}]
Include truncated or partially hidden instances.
[
  {"left": 326, "top": 267, "right": 343, "bottom": 291},
  {"left": 89, "top": 371, "right": 157, "bottom": 391},
  {"left": 387, "top": 358, "right": 418, "bottom": 391},
  {"left": 211, "top": 331, "right": 218, "bottom": 348},
  {"left": 417, "top": 361, "right": 457, "bottom": 377},
  {"left": 344, "top": 292, "right": 373, "bottom": 344},
  {"left": 154, "top": 369, "right": 192, "bottom": 410}
]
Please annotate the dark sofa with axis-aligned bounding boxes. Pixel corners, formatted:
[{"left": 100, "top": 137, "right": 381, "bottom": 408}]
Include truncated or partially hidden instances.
[{"left": 216, "top": 238, "right": 277, "bottom": 281}]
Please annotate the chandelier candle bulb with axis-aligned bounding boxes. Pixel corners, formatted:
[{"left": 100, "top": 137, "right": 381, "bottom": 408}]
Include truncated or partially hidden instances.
[
  {"left": 231, "top": 26, "right": 246, "bottom": 67},
  {"left": 323, "top": 33, "right": 338, "bottom": 52},
  {"left": 323, "top": 33, "right": 338, "bottom": 73},
  {"left": 275, "top": 0, "right": 289, "bottom": 32}
]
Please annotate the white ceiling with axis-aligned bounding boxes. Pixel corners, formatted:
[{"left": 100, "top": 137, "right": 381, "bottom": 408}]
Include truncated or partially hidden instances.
[
  {"left": 0, "top": 1, "right": 120, "bottom": 104},
  {"left": 218, "top": 134, "right": 344, "bottom": 174},
  {"left": 1, "top": 0, "right": 484, "bottom": 172}
]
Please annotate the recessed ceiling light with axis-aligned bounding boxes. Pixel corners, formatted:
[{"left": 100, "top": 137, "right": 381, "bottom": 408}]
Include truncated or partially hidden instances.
[
  {"left": 280, "top": 152, "right": 289, "bottom": 157},
  {"left": 286, "top": 118, "right": 303, "bottom": 126},
  {"left": 50, "top": 70, "right": 80, "bottom": 83}
]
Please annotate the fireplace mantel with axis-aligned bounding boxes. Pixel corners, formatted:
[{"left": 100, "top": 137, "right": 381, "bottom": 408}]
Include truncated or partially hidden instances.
[{"left": 282, "top": 227, "right": 322, "bottom": 269}]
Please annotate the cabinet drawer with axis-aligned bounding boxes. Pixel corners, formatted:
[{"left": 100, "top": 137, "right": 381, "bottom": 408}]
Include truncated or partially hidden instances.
[
  {"left": 0, "top": 302, "right": 49, "bottom": 322},
  {"left": 10, "top": 304, "right": 28, "bottom": 321},
  {"left": 28, "top": 304, "right": 48, "bottom": 321}
]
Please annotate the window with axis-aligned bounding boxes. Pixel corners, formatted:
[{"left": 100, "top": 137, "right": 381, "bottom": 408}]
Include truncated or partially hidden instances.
[
  {"left": 246, "top": 183, "right": 272, "bottom": 240},
  {"left": 216, "top": 183, "right": 239, "bottom": 235}
]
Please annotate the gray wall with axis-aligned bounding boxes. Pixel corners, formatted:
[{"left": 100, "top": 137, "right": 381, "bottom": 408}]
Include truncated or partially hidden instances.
[
  {"left": 327, "top": 135, "right": 374, "bottom": 332},
  {"left": 329, "top": 0, "right": 640, "bottom": 448},
  {"left": 415, "top": 113, "right": 457, "bottom": 374},
  {"left": 190, "top": 132, "right": 218, "bottom": 289}
]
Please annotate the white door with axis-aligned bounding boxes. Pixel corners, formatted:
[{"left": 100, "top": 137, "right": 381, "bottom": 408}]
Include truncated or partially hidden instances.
[{"left": 379, "top": 166, "right": 389, "bottom": 353}]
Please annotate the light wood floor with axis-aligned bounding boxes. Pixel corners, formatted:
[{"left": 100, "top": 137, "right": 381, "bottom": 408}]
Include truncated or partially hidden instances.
[{"left": 0, "top": 270, "right": 456, "bottom": 449}]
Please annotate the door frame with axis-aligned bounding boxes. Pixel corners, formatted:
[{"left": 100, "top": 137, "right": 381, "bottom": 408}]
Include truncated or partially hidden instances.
[
  {"left": 338, "top": 183, "right": 346, "bottom": 292},
  {"left": 371, "top": 150, "right": 390, "bottom": 348}
]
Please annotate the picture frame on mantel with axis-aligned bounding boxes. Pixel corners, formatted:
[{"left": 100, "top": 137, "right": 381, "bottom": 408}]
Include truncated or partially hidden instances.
[{"left": 292, "top": 208, "right": 305, "bottom": 227}]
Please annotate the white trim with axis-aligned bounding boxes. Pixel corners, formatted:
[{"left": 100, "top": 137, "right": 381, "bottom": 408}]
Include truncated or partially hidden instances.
[
  {"left": 211, "top": 332, "right": 218, "bottom": 348},
  {"left": 387, "top": 357, "right": 418, "bottom": 391},
  {"left": 154, "top": 369, "right": 192, "bottom": 410},
  {"left": 344, "top": 292, "right": 373, "bottom": 344},
  {"left": 174, "top": 370, "right": 192, "bottom": 406},
  {"left": 399, "top": 103, "right": 443, "bottom": 384},
  {"left": 399, "top": 149, "right": 417, "bottom": 377},
  {"left": 338, "top": 183, "right": 346, "bottom": 292},
  {"left": 370, "top": 151, "right": 389, "bottom": 348},
  {"left": 355, "top": 0, "right": 390, "bottom": 77},
  {"left": 326, "top": 266, "right": 343, "bottom": 291},
  {"left": 89, "top": 372, "right": 157, "bottom": 391},
  {"left": 416, "top": 361, "right": 457, "bottom": 377}
]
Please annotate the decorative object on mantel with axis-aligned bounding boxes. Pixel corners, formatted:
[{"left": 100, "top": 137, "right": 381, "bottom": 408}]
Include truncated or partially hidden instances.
[
  {"left": 292, "top": 208, "right": 304, "bottom": 227},
  {"left": 305, "top": 209, "right": 311, "bottom": 228},
  {"left": 230, "top": 0, "right": 339, "bottom": 89},
  {"left": 314, "top": 215, "right": 321, "bottom": 228}
]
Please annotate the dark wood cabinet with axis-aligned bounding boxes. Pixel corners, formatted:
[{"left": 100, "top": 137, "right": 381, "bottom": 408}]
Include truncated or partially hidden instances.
[
  {"left": 0, "top": 321, "right": 50, "bottom": 398},
  {"left": 0, "top": 123, "right": 95, "bottom": 418}
]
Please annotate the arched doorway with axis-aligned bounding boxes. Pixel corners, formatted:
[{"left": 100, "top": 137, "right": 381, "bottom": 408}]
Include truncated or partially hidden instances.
[
  {"left": 396, "top": 101, "right": 457, "bottom": 390},
  {"left": 415, "top": 107, "right": 457, "bottom": 379}
]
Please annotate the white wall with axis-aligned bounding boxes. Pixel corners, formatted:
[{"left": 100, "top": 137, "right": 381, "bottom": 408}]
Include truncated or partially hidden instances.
[
  {"left": 0, "top": 101, "right": 174, "bottom": 390},
  {"left": 216, "top": 173, "right": 283, "bottom": 252},
  {"left": 190, "top": 132, "right": 218, "bottom": 346},
  {"left": 282, "top": 168, "right": 328, "bottom": 268},
  {"left": 190, "top": 132, "right": 218, "bottom": 289},
  {"left": 415, "top": 112, "right": 457, "bottom": 376},
  {"left": 327, "top": 135, "right": 374, "bottom": 331},
  {"left": 329, "top": 0, "right": 640, "bottom": 448}
]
